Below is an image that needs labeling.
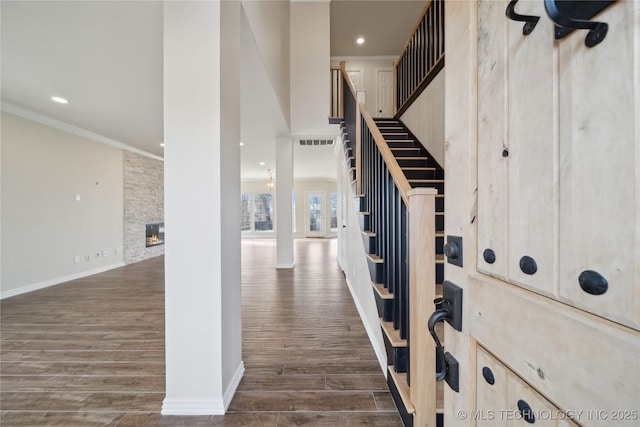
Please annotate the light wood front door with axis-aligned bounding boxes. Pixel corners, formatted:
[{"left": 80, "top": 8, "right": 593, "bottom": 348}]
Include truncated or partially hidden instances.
[{"left": 443, "top": 1, "right": 639, "bottom": 426}]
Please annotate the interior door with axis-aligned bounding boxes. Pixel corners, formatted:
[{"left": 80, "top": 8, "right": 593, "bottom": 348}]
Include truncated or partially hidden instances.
[
  {"left": 443, "top": 1, "right": 639, "bottom": 426},
  {"left": 306, "top": 191, "right": 325, "bottom": 237},
  {"left": 376, "top": 69, "right": 394, "bottom": 117}
]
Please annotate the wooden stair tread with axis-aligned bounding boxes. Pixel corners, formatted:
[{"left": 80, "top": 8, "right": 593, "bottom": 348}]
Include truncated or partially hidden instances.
[
  {"left": 354, "top": 193, "right": 365, "bottom": 198},
  {"left": 362, "top": 231, "right": 376, "bottom": 237},
  {"left": 408, "top": 179, "right": 444, "bottom": 183},
  {"left": 390, "top": 147, "right": 422, "bottom": 151},
  {"left": 397, "top": 156, "right": 429, "bottom": 160},
  {"left": 366, "top": 253, "right": 384, "bottom": 263},
  {"left": 358, "top": 211, "right": 370, "bottom": 216},
  {"left": 436, "top": 254, "right": 445, "bottom": 263},
  {"left": 372, "top": 282, "right": 393, "bottom": 299},
  {"left": 380, "top": 319, "right": 407, "bottom": 347},
  {"left": 388, "top": 370, "right": 415, "bottom": 414}
]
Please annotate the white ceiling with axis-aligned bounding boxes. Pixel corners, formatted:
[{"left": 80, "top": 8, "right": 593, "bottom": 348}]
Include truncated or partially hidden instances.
[
  {"left": 330, "top": 0, "right": 426, "bottom": 57},
  {"left": 1, "top": 0, "right": 425, "bottom": 181}
]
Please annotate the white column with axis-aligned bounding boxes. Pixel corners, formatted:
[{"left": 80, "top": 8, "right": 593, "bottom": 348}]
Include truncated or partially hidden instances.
[
  {"left": 163, "top": 1, "right": 243, "bottom": 415},
  {"left": 276, "top": 137, "right": 294, "bottom": 268}
]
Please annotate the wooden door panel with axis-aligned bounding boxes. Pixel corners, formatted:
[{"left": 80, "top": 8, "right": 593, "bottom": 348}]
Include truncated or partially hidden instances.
[
  {"left": 557, "top": 0, "right": 639, "bottom": 329},
  {"left": 476, "top": 347, "right": 509, "bottom": 426},
  {"left": 466, "top": 275, "right": 640, "bottom": 427},
  {"left": 477, "top": 0, "right": 509, "bottom": 282},
  {"left": 506, "top": 0, "right": 556, "bottom": 296},
  {"left": 477, "top": 346, "right": 582, "bottom": 427}
]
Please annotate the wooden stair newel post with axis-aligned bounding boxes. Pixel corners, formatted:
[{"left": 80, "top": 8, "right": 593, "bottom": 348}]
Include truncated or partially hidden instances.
[
  {"left": 408, "top": 188, "right": 438, "bottom": 426},
  {"left": 355, "top": 90, "right": 365, "bottom": 195}
]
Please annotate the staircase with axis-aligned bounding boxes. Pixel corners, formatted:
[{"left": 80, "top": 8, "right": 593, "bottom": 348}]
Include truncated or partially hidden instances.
[{"left": 342, "top": 117, "right": 445, "bottom": 427}]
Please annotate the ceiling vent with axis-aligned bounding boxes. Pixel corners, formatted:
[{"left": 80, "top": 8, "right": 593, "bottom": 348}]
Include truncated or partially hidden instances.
[{"left": 298, "top": 139, "right": 335, "bottom": 146}]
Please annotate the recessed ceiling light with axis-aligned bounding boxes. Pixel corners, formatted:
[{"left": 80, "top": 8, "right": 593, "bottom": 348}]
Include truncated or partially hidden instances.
[
  {"left": 239, "top": 142, "right": 244, "bottom": 146},
  {"left": 51, "top": 96, "right": 68, "bottom": 104},
  {"left": 160, "top": 143, "right": 165, "bottom": 147},
  {"left": 259, "top": 161, "right": 266, "bottom": 166},
  {"left": 356, "top": 37, "right": 365, "bottom": 45}
]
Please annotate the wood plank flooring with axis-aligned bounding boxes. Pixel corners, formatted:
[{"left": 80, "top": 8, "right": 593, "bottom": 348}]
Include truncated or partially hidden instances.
[{"left": 1, "top": 238, "right": 402, "bottom": 426}]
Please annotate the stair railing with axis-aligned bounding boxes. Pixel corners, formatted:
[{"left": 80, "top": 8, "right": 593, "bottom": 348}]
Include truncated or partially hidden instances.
[
  {"left": 394, "top": 0, "right": 445, "bottom": 117},
  {"left": 360, "top": 106, "right": 438, "bottom": 425}
]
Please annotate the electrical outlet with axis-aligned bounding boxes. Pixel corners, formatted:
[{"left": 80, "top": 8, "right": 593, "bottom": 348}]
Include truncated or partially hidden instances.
[
  {"left": 102, "top": 250, "right": 108, "bottom": 257},
  {"left": 74, "top": 255, "right": 81, "bottom": 264},
  {"left": 85, "top": 254, "right": 91, "bottom": 261}
]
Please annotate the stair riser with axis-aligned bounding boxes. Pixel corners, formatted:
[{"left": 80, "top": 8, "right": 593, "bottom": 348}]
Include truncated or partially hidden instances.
[
  {"left": 354, "top": 197, "right": 364, "bottom": 212},
  {"left": 392, "top": 150, "right": 426, "bottom": 158},
  {"left": 374, "top": 292, "right": 394, "bottom": 322},
  {"left": 357, "top": 214, "right": 369, "bottom": 232},
  {"left": 386, "top": 141, "right": 420, "bottom": 148},
  {"left": 402, "top": 169, "right": 443, "bottom": 180},
  {"left": 381, "top": 133, "right": 409, "bottom": 139},
  {"left": 411, "top": 182, "right": 444, "bottom": 193},
  {"left": 396, "top": 158, "right": 439, "bottom": 168},
  {"left": 367, "top": 258, "right": 383, "bottom": 283},
  {"left": 436, "top": 214, "right": 444, "bottom": 231},
  {"left": 436, "top": 263, "right": 444, "bottom": 285},
  {"left": 382, "top": 333, "right": 408, "bottom": 373},
  {"left": 388, "top": 375, "right": 414, "bottom": 427},
  {"left": 436, "top": 235, "right": 444, "bottom": 255},
  {"left": 436, "top": 196, "right": 444, "bottom": 212},
  {"left": 361, "top": 234, "right": 376, "bottom": 254}
]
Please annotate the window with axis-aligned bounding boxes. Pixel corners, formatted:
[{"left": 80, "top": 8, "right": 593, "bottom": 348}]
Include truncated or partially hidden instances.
[
  {"left": 254, "top": 193, "right": 274, "bottom": 231},
  {"left": 240, "top": 193, "right": 251, "bottom": 231},
  {"left": 330, "top": 192, "right": 338, "bottom": 231}
]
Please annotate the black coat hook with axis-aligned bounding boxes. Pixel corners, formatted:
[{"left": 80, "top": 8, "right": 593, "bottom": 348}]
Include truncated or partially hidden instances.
[
  {"left": 544, "top": 0, "right": 613, "bottom": 48},
  {"left": 506, "top": 0, "right": 540, "bottom": 36}
]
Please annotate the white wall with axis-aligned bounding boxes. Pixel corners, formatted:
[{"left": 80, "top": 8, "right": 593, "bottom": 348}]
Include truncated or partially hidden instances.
[
  {"left": 241, "top": 179, "right": 338, "bottom": 238},
  {"left": 1, "top": 112, "right": 124, "bottom": 298},
  {"left": 241, "top": 0, "right": 290, "bottom": 129},
  {"left": 336, "top": 140, "right": 387, "bottom": 373},
  {"left": 332, "top": 57, "right": 396, "bottom": 116},
  {"left": 290, "top": 1, "right": 335, "bottom": 137},
  {"left": 399, "top": 70, "right": 445, "bottom": 167}
]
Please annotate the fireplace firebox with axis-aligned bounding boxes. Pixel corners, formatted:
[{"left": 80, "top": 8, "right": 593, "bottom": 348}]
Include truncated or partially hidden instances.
[{"left": 146, "top": 223, "right": 165, "bottom": 247}]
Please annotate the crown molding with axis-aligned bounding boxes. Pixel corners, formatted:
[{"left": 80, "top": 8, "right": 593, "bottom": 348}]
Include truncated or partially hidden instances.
[{"left": 1, "top": 100, "right": 164, "bottom": 162}]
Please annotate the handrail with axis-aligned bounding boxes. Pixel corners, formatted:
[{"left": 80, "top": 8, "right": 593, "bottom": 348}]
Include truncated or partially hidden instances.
[{"left": 360, "top": 104, "right": 412, "bottom": 204}]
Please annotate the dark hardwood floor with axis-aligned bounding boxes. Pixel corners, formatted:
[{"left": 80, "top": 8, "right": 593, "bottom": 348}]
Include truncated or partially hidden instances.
[{"left": 1, "top": 239, "right": 402, "bottom": 426}]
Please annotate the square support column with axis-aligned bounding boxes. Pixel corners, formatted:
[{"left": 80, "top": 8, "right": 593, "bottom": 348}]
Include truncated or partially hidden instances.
[
  {"left": 163, "top": 1, "right": 243, "bottom": 415},
  {"left": 276, "top": 137, "right": 294, "bottom": 268}
]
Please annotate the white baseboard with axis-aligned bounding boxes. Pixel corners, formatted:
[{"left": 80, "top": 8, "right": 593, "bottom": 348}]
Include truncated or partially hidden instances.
[
  {"left": 1, "top": 262, "right": 126, "bottom": 300},
  {"left": 161, "top": 398, "right": 225, "bottom": 416},
  {"left": 345, "top": 278, "right": 388, "bottom": 377},
  {"left": 276, "top": 262, "right": 295, "bottom": 269},
  {"left": 223, "top": 361, "right": 245, "bottom": 411}
]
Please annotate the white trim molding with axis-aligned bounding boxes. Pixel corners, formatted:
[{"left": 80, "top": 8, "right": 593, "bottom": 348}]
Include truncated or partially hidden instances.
[
  {"left": 1, "top": 101, "right": 163, "bottom": 161},
  {"left": 1, "top": 262, "right": 126, "bottom": 300},
  {"left": 276, "top": 262, "right": 295, "bottom": 269},
  {"left": 161, "top": 398, "right": 225, "bottom": 416},
  {"left": 223, "top": 361, "right": 245, "bottom": 411}
]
